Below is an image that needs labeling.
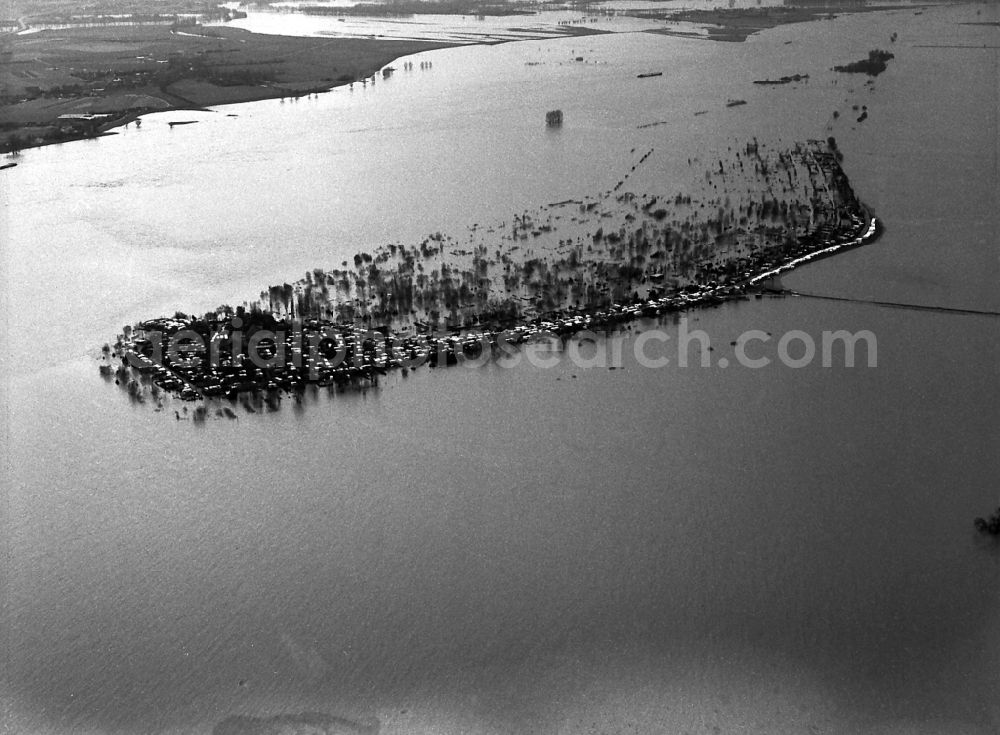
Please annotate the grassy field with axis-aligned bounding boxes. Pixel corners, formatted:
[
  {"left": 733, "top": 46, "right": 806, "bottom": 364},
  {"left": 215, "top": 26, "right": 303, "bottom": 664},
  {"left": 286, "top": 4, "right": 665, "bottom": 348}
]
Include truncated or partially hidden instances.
[
  {"left": 8, "top": 0, "right": 230, "bottom": 22},
  {"left": 0, "top": 24, "right": 458, "bottom": 152}
]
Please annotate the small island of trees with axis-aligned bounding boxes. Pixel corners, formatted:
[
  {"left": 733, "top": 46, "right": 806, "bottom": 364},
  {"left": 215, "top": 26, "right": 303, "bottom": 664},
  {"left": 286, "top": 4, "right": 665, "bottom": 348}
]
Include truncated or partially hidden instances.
[
  {"left": 974, "top": 507, "right": 1000, "bottom": 536},
  {"left": 833, "top": 49, "right": 895, "bottom": 76}
]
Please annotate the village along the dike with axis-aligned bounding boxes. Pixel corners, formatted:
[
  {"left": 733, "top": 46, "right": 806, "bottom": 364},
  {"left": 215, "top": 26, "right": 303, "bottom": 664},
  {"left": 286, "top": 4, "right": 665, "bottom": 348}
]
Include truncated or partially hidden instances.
[{"left": 100, "top": 138, "right": 878, "bottom": 414}]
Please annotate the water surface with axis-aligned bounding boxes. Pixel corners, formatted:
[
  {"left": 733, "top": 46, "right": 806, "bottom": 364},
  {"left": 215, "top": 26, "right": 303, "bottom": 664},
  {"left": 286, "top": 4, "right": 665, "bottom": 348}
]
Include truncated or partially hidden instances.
[{"left": 2, "top": 6, "right": 999, "bottom": 734}]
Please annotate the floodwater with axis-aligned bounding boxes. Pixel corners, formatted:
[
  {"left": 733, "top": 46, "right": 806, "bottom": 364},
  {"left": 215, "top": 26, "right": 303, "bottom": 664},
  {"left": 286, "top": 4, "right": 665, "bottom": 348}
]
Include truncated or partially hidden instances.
[
  {"left": 1, "top": 4, "right": 998, "bottom": 734},
  {"left": 224, "top": 7, "right": 663, "bottom": 43}
]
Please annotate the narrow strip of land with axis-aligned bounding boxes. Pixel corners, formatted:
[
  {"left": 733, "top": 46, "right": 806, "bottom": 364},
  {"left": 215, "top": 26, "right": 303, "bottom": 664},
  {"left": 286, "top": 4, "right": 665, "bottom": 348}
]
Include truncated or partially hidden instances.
[
  {"left": 640, "top": 4, "right": 932, "bottom": 43},
  {"left": 784, "top": 290, "right": 1000, "bottom": 317}
]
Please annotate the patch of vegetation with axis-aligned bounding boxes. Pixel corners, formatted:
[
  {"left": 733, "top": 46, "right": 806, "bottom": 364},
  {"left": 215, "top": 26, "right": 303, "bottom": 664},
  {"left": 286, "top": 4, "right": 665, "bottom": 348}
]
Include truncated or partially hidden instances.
[
  {"left": 974, "top": 507, "right": 1000, "bottom": 536},
  {"left": 833, "top": 49, "right": 895, "bottom": 76}
]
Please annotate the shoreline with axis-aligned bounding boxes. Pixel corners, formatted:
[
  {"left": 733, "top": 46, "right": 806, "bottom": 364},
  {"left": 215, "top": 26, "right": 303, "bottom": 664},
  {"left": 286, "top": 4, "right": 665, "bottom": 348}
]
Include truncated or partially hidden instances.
[
  {"left": 0, "top": 0, "right": 914, "bottom": 157},
  {"left": 0, "top": 26, "right": 461, "bottom": 154},
  {"left": 0, "top": 23, "right": 609, "bottom": 155},
  {"left": 748, "top": 204, "right": 880, "bottom": 286}
]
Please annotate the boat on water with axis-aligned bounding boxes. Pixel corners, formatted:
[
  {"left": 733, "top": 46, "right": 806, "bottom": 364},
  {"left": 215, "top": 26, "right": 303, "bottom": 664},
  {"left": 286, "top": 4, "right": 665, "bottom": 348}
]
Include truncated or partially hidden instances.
[{"left": 637, "top": 72, "right": 663, "bottom": 78}]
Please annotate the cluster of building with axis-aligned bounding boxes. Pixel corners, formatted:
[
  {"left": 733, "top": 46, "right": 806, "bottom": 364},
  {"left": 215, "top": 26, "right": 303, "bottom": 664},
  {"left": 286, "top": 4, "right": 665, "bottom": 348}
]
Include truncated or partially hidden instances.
[{"left": 114, "top": 205, "right": 876, "bottom": 403}]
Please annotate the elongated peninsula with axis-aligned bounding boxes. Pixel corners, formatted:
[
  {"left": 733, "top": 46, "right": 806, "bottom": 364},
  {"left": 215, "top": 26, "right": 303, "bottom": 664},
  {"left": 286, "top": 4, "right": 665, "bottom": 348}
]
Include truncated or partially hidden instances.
[{"left": 102, "top": 138, "right": 879, "bottom": 412}]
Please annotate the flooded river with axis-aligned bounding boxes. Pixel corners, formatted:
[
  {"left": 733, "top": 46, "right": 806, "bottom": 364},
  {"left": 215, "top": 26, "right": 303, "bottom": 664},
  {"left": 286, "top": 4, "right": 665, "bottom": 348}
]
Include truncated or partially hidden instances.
[{"left": 2, "top": 5, "right": 998, "bottom": 734}]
